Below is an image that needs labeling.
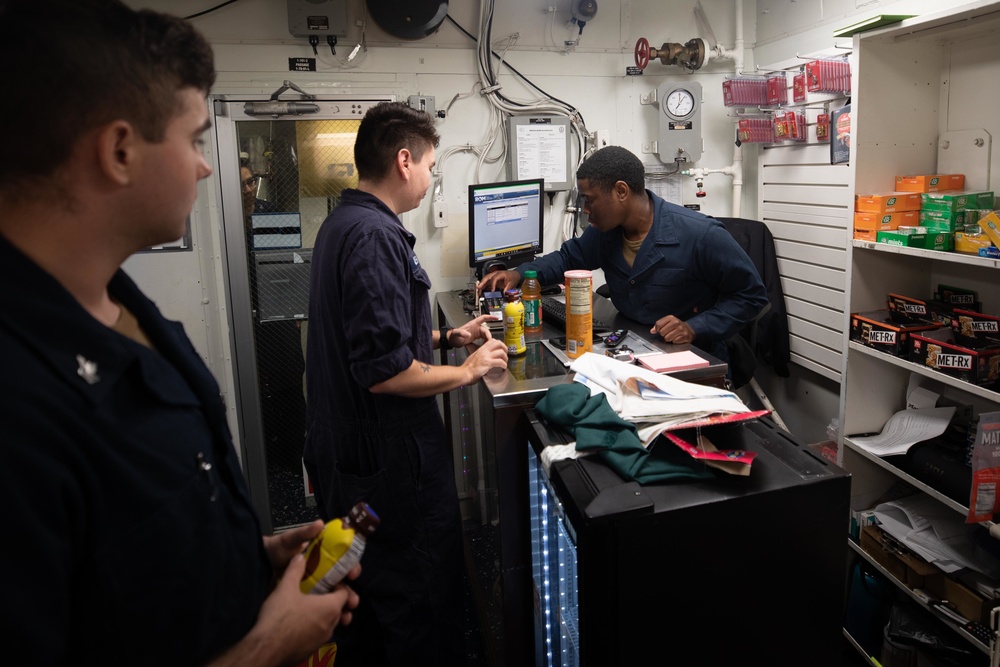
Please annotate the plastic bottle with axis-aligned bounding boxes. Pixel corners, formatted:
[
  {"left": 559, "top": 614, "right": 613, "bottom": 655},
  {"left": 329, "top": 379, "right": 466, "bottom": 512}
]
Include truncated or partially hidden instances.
[
  {"left": 521, "top": 270, "right": 543, "bottom": 336},
  {"left": 564, "top": 270, "right": 593, "bottom": 359},
  {"left": 503, "top": 288, "right": 527, "bottom": 356},
  {"left": 300, "top": 502, "right": 380, "bottom": 594}
]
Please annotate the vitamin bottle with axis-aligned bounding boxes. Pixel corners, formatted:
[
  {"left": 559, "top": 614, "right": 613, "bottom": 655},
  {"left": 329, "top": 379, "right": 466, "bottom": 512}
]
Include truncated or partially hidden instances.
[
  {"left": 300, "top": 502, "right": 380, "bottom": 594},
  {"left": 521, "top": 270, "right": 543, "bottom": 335},
  {"left": 503, "top": 288, "right": 527, "bottom": 356}
]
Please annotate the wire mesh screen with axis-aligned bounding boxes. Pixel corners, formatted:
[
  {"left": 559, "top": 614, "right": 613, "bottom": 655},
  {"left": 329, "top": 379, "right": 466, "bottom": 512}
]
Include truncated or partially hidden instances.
[{"left": 236, "top": 118, "right": 360, "bottom": 529}]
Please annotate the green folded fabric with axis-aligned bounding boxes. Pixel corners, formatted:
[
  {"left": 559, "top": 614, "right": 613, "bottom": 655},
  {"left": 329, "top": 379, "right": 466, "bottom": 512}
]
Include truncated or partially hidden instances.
[{"left": 535, "top": 383, "right": 713, "bottom": 484}]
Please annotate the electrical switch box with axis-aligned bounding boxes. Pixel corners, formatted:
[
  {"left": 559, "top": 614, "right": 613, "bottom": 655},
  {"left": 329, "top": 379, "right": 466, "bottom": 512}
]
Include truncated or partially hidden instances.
[{"left": 287, "top": 0, "right": 348, "bottom": 38}]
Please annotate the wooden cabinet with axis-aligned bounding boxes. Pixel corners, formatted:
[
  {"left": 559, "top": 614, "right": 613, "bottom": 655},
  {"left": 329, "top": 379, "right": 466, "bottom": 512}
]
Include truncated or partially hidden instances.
[{"left": 839, "top": 3, "right": 1000, "bottom": 662}]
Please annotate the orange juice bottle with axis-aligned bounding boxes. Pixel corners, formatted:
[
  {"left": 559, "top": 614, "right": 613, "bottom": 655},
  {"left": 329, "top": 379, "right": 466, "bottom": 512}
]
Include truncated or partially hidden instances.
[
  {"left": 521, "top": 270, "right": 542, "bottom": 336},
  {"left": 564, "top": 270, "right": 593, "bottom": 359}
]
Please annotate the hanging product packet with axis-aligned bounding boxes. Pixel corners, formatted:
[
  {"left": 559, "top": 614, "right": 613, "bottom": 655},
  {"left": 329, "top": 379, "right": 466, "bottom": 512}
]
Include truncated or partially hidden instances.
[{"left": 968, "top": 411, "right": 1000, "bottom": 523}]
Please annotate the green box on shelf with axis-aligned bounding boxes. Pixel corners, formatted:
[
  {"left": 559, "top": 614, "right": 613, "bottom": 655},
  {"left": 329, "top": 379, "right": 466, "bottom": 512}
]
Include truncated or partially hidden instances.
[
  {"left": 877, "top": 228, "right": 951, "bottom": 250},
  {"left": 920, "top": 190, "right": 995, "bottom": 214},
  {"left": 919, "top": 209, "right": 964, "bottom": 232}
]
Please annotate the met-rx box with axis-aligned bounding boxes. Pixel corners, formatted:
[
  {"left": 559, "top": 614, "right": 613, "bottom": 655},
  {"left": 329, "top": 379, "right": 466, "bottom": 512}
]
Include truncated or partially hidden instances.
[
  {"left": 935, "top": 284, "right": 981, "bottom": 312},
  {"left": 850, "top": 309, "right": 942, "bottom": 357},
  {"left": 951, "top": 309, "right": 1000, "bottom": 349},
  {"left": 887, "top": 293, "right": 931, "bottom": 324},
  {"left": 910, "top": 327, "right": 1000, "bottom": 387}
]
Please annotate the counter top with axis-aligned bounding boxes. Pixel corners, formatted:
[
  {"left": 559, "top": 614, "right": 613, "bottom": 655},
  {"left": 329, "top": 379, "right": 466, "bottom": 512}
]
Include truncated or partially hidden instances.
[{"left": 436, "top": 289, "right": 728, "bottom": 408}]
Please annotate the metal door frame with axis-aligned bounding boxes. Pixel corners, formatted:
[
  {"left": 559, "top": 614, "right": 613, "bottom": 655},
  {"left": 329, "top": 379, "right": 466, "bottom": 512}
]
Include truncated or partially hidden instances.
[{"left": 209, "top": 94, "right": 392, "bottom": 532}]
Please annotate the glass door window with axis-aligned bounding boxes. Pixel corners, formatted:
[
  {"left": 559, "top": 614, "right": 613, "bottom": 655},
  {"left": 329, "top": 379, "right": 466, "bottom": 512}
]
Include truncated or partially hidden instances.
[{"left": 213, "top": 98, "right": 390, "bottom": 531}]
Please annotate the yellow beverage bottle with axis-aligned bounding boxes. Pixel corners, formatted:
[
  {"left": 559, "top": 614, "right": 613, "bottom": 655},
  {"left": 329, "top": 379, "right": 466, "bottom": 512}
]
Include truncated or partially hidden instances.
[
  {"left": 300, "top": 502, "right": 379, "bottom": 594},
  {"left": 503, "top": 289, "right": 527, "bottom": 356}
]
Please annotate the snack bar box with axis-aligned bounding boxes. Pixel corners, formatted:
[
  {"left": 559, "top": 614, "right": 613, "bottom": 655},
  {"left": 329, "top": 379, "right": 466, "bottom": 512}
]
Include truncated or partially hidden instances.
[
  {"left": 849, "top": 309, "right": 943, "bottom": 357},
  {"left": 910, "top": 327, "right": 1000, "bottom": 387},
  {"left": 887, "top": 292, "right": 933, "bottom": 324},
  {"left": 951, "top": 308, "right": 1000, "bottom": 349}
]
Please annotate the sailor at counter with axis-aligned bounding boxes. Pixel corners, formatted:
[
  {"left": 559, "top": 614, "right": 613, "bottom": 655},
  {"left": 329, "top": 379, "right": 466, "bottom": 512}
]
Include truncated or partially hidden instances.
[{"left": 477, "top": 145, "right": 767, "bottom": 364}]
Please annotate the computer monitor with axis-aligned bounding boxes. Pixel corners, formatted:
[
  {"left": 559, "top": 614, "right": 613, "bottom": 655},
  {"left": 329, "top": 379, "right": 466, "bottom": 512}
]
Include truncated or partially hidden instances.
[{"left": 468, "top": 178, "right": 544, "bottom": 278}]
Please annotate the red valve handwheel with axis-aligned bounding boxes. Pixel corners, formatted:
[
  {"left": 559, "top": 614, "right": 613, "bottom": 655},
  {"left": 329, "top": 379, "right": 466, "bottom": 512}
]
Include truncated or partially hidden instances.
[{"left": 634, "top": 37, "right": 650, "bottom": 70}]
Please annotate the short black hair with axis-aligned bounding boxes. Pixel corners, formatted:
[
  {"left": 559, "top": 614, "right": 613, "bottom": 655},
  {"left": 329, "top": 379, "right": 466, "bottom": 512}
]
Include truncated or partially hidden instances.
[
  {"left": 354, "top": 102, "right": 440, "bottom": 182},
  {"left": 0, "top": 0, "right": 216, "bottom": 199},
  {"left": 576, "top": 145, "right": 645, "bottom": 195}
]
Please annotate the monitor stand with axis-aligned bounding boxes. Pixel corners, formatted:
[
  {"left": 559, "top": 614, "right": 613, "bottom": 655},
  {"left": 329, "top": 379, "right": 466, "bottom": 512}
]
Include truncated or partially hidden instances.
[{"left": 474, "top": 250, "right": 536, "bottom": 281}]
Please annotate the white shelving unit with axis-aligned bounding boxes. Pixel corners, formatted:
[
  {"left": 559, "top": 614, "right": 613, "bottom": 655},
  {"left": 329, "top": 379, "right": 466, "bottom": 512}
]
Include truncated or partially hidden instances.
[{"left": 838, "top": 3, "right": 1000, "bottom": 664}]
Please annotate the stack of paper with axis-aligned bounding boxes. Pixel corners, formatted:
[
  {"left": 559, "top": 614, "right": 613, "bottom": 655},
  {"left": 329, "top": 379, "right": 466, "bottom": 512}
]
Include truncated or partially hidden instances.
[{"left": 568, "top": 352, "right": 756, "bottom": 446}]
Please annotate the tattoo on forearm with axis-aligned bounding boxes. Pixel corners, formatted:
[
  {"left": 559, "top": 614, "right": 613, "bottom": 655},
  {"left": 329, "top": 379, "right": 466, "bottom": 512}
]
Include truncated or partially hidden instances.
[{"left": 420, "top": 363, "right": 431, "bottom": 373}]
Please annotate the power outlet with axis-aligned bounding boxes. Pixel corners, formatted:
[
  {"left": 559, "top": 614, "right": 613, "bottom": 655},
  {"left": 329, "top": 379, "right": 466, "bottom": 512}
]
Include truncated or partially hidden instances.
[
  {"left": 594, "top": 129, "right": 611, "bottom": 149},
  {"left": 432, "top": 197, "right": 448, "bottom": 228}
]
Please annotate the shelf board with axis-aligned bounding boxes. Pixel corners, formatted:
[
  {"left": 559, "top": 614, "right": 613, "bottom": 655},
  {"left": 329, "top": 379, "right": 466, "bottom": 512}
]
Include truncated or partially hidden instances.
[
  {"left": 847, "top": 539, "right": 992, "bottom": 654},
  {"left": 841, "top": 627, "right": 877, "bottom": 665},
  {"left": 848, "top": 341, "right": 1000, "bottom": 402},
  {"left": 852, "top": 240, "right": 1000, "bottom": 269},
  {"left": 844, "top": 437, "right": 970, "bottom": 516}
]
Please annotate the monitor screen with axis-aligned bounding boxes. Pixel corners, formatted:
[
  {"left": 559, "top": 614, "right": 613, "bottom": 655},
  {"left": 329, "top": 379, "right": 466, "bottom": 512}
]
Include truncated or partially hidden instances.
[{"left": 468, "top": 178, "right": 544, "bottom": 270}]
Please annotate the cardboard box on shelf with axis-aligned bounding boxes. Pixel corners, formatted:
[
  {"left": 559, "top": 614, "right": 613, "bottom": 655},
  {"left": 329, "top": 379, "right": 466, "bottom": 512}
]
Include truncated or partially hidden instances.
[
  {"left": 877, "top": 228, "right": 952, "bottom": 250},
  {"left": 977, "top": 211, "right": 1000, "bottom": 248},
  {"left": 909, "top": 327, "right": 1000, "bottom": 387},
  {"left": 954, "top": 231, "right": 994, "bottom": 255},
  {"left": 924, "top": 570, "right": 1000, "bottom": 625},
  {"left": 920, "top": 190, "right": 995, "bottom": 214},
  {"left": 854, "top": 192, "right": 922, "bottom": 214},
  {"left": 919, "top": 209, "right": 965, "bottom": 232},
  {"left": 859, "top": 525, "right": 937, "bottom": 588},
  {"left": 854, "top": 211, "right": 918, "bottom": 232},
  {"left": 887, "top": 292, "right": 932, "bottom": 324},
  {"left": 951, "top": 308, "right": 1000, "bottom": 349},
  {"left": 850, "top": 309, "right": 943, "bottom": 357},
  {"left": 895, "top": 174, "right": 965, "bottom": 193},
  {"left": 935, "top": 284, "right": 981, "bottom": 313}
]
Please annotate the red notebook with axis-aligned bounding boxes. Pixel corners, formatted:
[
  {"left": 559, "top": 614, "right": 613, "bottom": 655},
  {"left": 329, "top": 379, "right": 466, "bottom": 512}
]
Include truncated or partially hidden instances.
[{"left": 636, "top": 350, "right": 710, "bottom": 373}]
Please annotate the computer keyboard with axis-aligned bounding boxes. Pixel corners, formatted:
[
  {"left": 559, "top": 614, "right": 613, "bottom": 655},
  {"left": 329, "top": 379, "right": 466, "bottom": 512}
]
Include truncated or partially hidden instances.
[{"left": 541, "top": 296, "right": 612, "bottom": 332}]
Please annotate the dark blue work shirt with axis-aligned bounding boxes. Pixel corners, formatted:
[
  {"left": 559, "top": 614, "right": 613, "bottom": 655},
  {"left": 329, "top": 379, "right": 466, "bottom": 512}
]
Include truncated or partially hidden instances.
[
  {"left": 305, "top": 188, "right": 437, "bottom": 435},
  {"left": 0, "top": 235, "right": 271, "bottom": 665},
  {"left": 519, "top": 191, "right": 768, "bottom": 359}
]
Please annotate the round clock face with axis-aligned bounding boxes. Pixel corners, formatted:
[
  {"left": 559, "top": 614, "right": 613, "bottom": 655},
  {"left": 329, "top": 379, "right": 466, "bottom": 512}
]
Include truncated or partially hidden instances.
[{"left": 665, "top": 88, "right": 695, "bottom": 118}]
